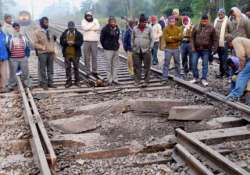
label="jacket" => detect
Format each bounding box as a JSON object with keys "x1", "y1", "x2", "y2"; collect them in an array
[
  {"x1": 151, "y1": 23, "x2": 163, "y2": 42},
  {"x1": 132, "y1": 25, "x2": 154, "y2": 53},
  {"x1": 0, "y1": 32, "x2": 9, "y2": 61},
  {"x1": 8, "y1": 34, "x2": 30, "y2": 58},
  {"x1": 60, "y1": 29, "x2": 83, "y2": 58},
  {"x1": 33, "y1": 28, "x2": 56, "y2": 55},
  {"x1": 100, "y1": 24, "x2": 120, "y2": 51},
  {"x1": 214, "y1": 16, "x2": 232, "y2": 47},
  {"x1": 232, "y1": 37, "x2": 250, "y2": 69},
  {"x1": 81, "y1": 18, "x2": 100, "y2": 42},
  {"x1": 163, "y1": 25, "x2": 182, "y2": 49},
  {"x1": 191, "y1": 24, "x2": 218, "y2": 52},
  {"x1": 123, "y1": 27, "x2": 133, "y2": 52}
]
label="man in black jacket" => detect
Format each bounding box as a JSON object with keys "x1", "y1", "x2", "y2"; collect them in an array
[
  {"x1": 100, "y1": 16, "x2": 120, "y2": 85},
  {"x1": 60, "y1": 21, "x2": 83, "y2": 88}
]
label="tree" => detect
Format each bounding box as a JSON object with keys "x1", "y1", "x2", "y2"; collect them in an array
[{"x1": 0, "y1": 0, "x2": 16, "y2": 20}]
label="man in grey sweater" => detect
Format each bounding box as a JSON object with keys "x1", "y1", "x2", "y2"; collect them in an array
[{"x1": 132, "y1": 14, "x2": 154, "y2": 87}]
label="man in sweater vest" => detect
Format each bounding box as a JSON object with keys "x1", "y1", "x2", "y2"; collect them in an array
[
  {"x1": 6, "y1": 23, "x2": 31, "y2": 91},
  {"x1": 162, "y1": 16, "x2": 182, "y2": 84}
]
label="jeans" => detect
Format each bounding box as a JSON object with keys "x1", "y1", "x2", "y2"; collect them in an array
[
  {"x1": 228, "y1": 60, "x2": 250, "y2": 98},
  {"x1": 151, "y1": 42, "x2": 159, "y2": 64},
  {"x1": 133, "y1": 51, "x2": 151, "y2": 83},
  {"x1": 65, "y1": 57, "x2": 80, "y2": 84},
  {"x1": 38, "y1": 53, "x2": 54, "y2": 86},
  {"x1": 83, "y1": 41, "x2": 98, "y2": 74},
  {"x1": 192, "y1": 50, "x2": 209, "y2": 80},
  {"x1": 8, "y1": 57, "x2": 31, "y2": 88},
  {"x1": 104, "y1": 50, "x2": 119, "y2": 83},
  {"x1": 218, "y1": 46, "x2": 229, "y2": 77},
  {"x1": 162, "y1": 48, "x2": 181, "y2": 80},
  {"x1": 181, "y1": 42, "x2": 192, "y2": 74}
]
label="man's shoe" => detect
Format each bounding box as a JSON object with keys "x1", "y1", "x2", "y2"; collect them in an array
[
  {"x1": 41, "y1": 85, "x2": 48, "y2": 90},
  {"x1": 65, "y1": 83, "x2": 72, "y2": 88},
  {"x1": 48, "y1": 84, "x2": 56, "y2": 88},
  {"x1": 161, "y1": 80, "x2": 168, "y2": 85},
  {"x1": 142, "y1": 82, "x2": 149, "y2": 88},
  {"x1": 190, "y1": 79, "x2": 198, "y2": 84},
  {"x1": 134, "y1": 81, "x2": 141, "y2": 87},
  {"x1": 225, "y1": 96, "x2": 240, "y2": 102},
  {"x1": 201, "y1": 79, "x2": 209, "y2": 86},
  {"x1": 75, "y1": 82, "x2": 81, "y2": 88}
]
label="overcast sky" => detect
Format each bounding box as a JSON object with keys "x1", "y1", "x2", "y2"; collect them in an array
[{"x1": 15, "y1": 0, "x2": 83, "y2": 18}]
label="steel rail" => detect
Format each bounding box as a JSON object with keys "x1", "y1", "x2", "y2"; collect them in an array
[
  {"x1": 175, "y1": 128, "x2": 250, "y2": 175},
  {"x1": 17, "y1": 76, "x2": 52, "y2": 175}
]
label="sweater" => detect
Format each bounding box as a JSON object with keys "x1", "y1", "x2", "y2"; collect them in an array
[
  {"x1": 132, "y1": 26, "x2": 154, "y2": 53},
  {"x1": 81, "y1": 18, "x2": 100, "y2": 42},
  {"x1": 163, "y1": 25, "x2": 182, "y2": 49}
]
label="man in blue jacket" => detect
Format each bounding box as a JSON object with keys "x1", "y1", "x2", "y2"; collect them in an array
[
  {"x1": 123, "y1": 20, "x2": 135, "y2": 76},
  {"x1": 0, "y1": 23, "x2": 9, "y2": 93}
]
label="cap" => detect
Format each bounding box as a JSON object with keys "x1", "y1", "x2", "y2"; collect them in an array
[
  {"x1": 139, "y1": 14, "x2": 147, "y2": 23},
  {"x1": 151, "y1": 16, "x2": 157, "y2": 22},
  {"x1": 85, "y1": 11, "x2": 93, "y2": 16},
  {"x1": 68, "y1": 21, "x2": 75, "y2": 28},
  {"x1": 201, "y1": 14, "x2": 209, "y2": 20},
  {"x1": 218, "y1": 8, "x2": 225, "y2": 14}
]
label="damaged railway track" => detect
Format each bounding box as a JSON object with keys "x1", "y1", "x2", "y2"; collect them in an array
[{"x1": 2, "y1": 24, "x2": 250, "y2": 174}]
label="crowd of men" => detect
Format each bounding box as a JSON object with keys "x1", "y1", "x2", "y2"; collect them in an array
[{"x1": 0, "y1": 7, "x2": 250, "y2": 103}]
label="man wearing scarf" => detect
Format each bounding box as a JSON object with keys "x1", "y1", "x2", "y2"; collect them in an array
[
  {"x1": 60, "y1": 21, "x2": 83, "y2": 88},
  {"x1": 132, "y1": 14, "x2": 153, "y2": 87},
  {"x1": 34, "y1": 17, "x2": 57, "y2": 90},
  {"x1": 81, "y1": 11, "x2": 100, "y2": 77},
  {"x1": 6, "y1": 23, "x2": 31, "y2": 92},
  {"x1": 229, "y1": 7, "x2": 250, "y2": 39},
  {"x1": 181, "y1": 16, "x2": 193, "y2": 77},
  {"x1": 214, "y1": 8, "x2": 232, "y2": 79}
]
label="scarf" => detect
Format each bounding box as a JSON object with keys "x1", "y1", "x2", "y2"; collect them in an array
[{"x1": 214, "y1": 16, "x2": 228, "y2": 47}]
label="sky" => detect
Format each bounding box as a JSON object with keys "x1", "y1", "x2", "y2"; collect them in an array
[{"x1": 15, "y1": 0, "x2": 83, "y2": 18}]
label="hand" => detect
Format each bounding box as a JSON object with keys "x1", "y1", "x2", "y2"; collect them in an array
[
  {"x1": 67, "y1": 41, "x2": 74, "y2": 46},
  {"x1": 192, "y1": 48, "x2": 196, "y2": 52},
  {"x1": 41, "y1": 46, "x2": 46, "y2": 51}
]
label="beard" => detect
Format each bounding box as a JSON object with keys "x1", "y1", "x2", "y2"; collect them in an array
[
  {"x1": 41, "y1": 23, "x2": 48, "y2": 29},
  {"x1": 85, "y1": 16, "x2": 93, "y2": 22}
]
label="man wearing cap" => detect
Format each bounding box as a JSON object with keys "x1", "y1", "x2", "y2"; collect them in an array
[
  {"x1": 132, "y1": 14, "x2": 153, "y2": 87},
  {"x1": 151, "y1": 16, "x2": 162, "y2": 65},
  {"x1": 81, "y1": 11, "x2": 100, "y2": 77},
  {"x1": 190, "y1": 15, "x2": 218, "y2": 86},
  {"x1": 172, "y1": 9, "x2": 183, "y2": 27},
  {"x1": 34, "y1": 17, "x2": 57, "y2": 90},
  {"x1": 100, "y1": 17, "x2": 120, "y2": 85},
  {"x1": 214, "y1": 8, "x2": 232, "y2": 79},
  {"x1": 60, "y1": 21, "x2": 83, "y2": 88},
  {"x1": 162, "y1": 15, "x2": 182, "y2": 84}
]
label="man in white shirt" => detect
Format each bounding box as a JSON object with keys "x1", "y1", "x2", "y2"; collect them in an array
[
  {"x1": 150, "y1": 16, "x2": 162, "y2": 65},
  {"x1": 81, "y1": 11, "x2": 100, "y2": 76}
]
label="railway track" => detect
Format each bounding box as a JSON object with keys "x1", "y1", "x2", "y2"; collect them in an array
[{"x1": 2, "y1": 24, "x2": 250, "y2": 174}]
